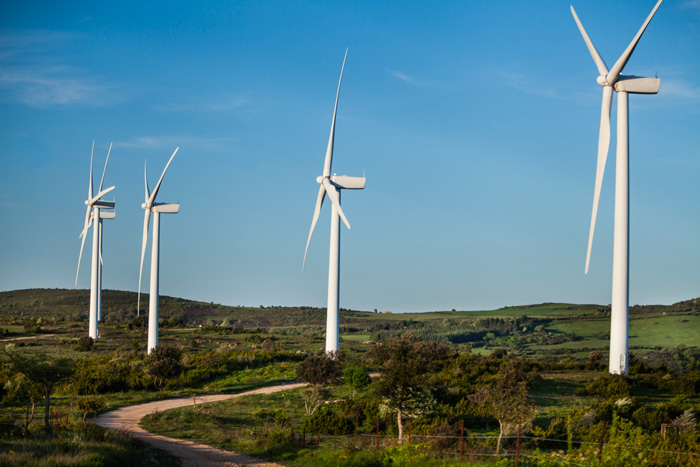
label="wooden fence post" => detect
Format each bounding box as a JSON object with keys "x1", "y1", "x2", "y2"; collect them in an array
[
  {"x1": 318, "y1": 427, "x2": 321, "y2": 450},
  {"x1": 408, "y1": 420, "x2": 411, "y2": 445},
  {"x1": 354, "y1": 421, "x2": 358, "y2": 448},
  {"x1": 376, "y1": 419, "x2": 380, "y2": 449},
  {"x1": 303, "y1": 427, "x2": 306, "y2": 448},
  {"x1": 460, "y1": 419, "x2": 464, "y2": 461},
  {"x1": 598, "y1": 420, "x2": 606, "y2": 463},
  {"x1": 516, "y1": 417, "x2": 521, "y2": 467},
  {"x1": 334, "y1": 426, "x2": 338, "y2": 450}
]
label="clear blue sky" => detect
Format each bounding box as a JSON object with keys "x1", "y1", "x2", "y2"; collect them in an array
[{"x1": 1, "y1": 0, "x2": 698, "y2": 313}]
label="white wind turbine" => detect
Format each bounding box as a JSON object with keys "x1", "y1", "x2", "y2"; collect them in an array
[
  {"x1": 572, "y1": 0, "x2": 662, "y2": 375},
  {"x1": 138, "y1": 148, "x2": 180, "y2": 354},
  {"x1": 76, "y1": 141, "x2": 115, "y2": 339},
  {"x1": 303, "y1": 50, "x2": 366, "y2": 353}
]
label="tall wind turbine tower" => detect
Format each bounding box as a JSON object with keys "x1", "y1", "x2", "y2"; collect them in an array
[
  {"x1": 571, "y1": 1, "x2": 662, "y2": 375},
  {"x1": 97, "y1": 208, "x2": 116, "y2": 322},
  {"x1": 138, "y1": 148, "x2": 180, "y2": 354},
  {"x1": 303, "y1": 50, "x2": 366, "y2": 353},
  {"x1": 76, "y1": 141, "x2": 115, "y2": 339}
]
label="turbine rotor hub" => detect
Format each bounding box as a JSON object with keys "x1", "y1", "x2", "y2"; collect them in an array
[
  {"x1": 316, "y1": 175, "x2": 325, "y2": 184},
  {"x1": 597, "y1": 75, "x2": 610, "y2": 87}
]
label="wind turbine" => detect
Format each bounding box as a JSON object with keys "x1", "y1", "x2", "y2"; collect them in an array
[
  {"x1": 76, "y1": 141, "x2": 115, "y2": 339},
  {"x1": 138, "y1": 148, "x2": 180, "y2": 354},
  {"x1": 571, "y1": 0, "x2": 662, "y2": 375},
  {"x1": 302, "y1": 49, "x2": 366, "y2": 354}
]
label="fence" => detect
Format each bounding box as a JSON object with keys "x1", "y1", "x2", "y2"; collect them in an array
[{"x1": 206, "y1": 415, "x2": 700, "y2": 465}]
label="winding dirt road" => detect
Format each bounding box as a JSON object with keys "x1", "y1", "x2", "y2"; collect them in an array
[{"x1": 95, "y1": 382, "x2": 307, "y2": 467}]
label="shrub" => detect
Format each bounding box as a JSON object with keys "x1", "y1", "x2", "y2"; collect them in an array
[
  {"x1": 147, "y1": 346, "x2": 182, "y2": 388},
  {"x1": 75, "y1": 336, "x2": 94, "y2": 352},
  {"x1": 296, "y1": 352, "x2": 342, "y2": 386},
  {"x1": 303, "y1": 405, "x2": 353, "y2": 435}
]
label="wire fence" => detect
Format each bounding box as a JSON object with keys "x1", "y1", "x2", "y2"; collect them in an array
[{"x1": 205, "y1": 415, "x2": 700, "y2": 465}]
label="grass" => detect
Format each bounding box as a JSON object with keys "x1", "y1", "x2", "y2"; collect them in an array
[
  {"x1": 0, "y1": 425, "x2": 179, "y2": 467},
  {"x1": 2, "y1": 289, "x2": 699, "y2": 465}
]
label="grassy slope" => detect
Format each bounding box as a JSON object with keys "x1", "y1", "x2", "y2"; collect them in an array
[{"x1": 2, "y1": 290, "x2": 699, "y2": 358}]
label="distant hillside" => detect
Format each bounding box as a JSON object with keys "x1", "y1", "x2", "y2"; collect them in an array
[
  {"x1": 0, "y1": 288, "x2": 369, "y2": 328},
  {"x1": 1, "y1": 288, "x2": 697, "y2": 327},
  {"x1": 2, "y1": 289, "x2": 698, "y2": 358}
]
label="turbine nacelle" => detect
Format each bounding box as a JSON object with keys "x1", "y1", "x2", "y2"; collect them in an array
[
  {"x1": 614, "y1": 76, "x2": 660, "y2": 94},
  {"x1": 316, "y1": 175, "x2": 366, "y2": 190},
  {"x1": 93, "y1": 200, "x2": 115, "y2": 209}
]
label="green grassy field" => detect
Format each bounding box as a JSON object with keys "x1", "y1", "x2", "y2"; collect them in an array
[{"x1": 1, "y1": 289, "x2": 699, "y2": 466}]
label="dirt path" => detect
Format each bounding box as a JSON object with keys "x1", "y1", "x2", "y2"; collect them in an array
[
  {"x1": 1, "y1": 334, "x2": 56, "y2": 342},
  {"x1": 95, "y1": 382, "x2": 307, "y2": 467}
]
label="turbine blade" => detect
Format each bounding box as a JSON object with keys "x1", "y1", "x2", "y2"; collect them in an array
[
  {"x1": 144, "y1": 159, "x2": 150, "y2": 202},
  {"x1": 76, "y1": 206, "x2": 93, "y2": 285},
  {"x1": 88, "y1": 140, "x2": 94, "y2": 200},
  {"x1": 99, "y1": 142, "x2": 112, "y2": 192},
  {"x1": 323, "y1": 49, "x2": 348, "y2": 178},
  {"x1": 91, "y1": 185, "x2": 115, "y2": 203},
  {"x1": 302, "y1": 184, "x2": 326, "y2": 271},
  {"x1": 138, "y1": 209, "x2": 151, "y2": 314},
  {"x1": 606, "y1": 0, "x2": 663, "y2": 85},
  {"x1": 323, "y1": 178, "x2": 350, "y2": 229},
  {"x1": 149, "y1": 147, "x2": 178, "y2": 206},
  {"x1": 570, "y1": 5, "x2": 609, "y2": 77},
  {"x1": 585, "y1": 86, "x2": 613, "y2": 274}
]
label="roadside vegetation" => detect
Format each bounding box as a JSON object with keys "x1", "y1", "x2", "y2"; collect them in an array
[{"x1": 1, "y1": 289, "x2": 699, "y2": 465}]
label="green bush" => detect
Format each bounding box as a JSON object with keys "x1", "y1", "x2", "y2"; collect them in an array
[{"x1": 303, "y1": 405, "x2": 353, "y2": 435}]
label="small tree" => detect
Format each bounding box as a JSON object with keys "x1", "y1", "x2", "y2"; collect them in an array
[
  {"x1": 75, "y1": 336, "x2": 94, "y2": 352},
  {"x1": 469, "y1": 358, "x2": 536, "y2": 453},
  {"x1": 77, "y1": 395, "x2": 106, "y2": 426},
  {"x1": 367, "y1": 333, "x2": 449, "y2": 443},
  {"x1": 296, "y1": 351, "x2": 342, "y2": 386},
  {"x1": 4, "y1": 352, "x2": 74, "y2": 433},
  {"x1": 344, "y1": 366, "x2": 371, "y2": 400},
  {"x1": 300, "y1": 385, "x2": 332, "y2": 416},
  {"x1": 2, "y1": 372, "x2": 43, "y2": 434},
  {"x1": 147, "y1": 346, "x2": 182, "y2": 388}
]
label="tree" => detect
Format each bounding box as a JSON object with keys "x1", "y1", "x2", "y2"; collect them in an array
[
  {"x1": 469, "y1": 358, "x2": 536, "y2": 453},
  {"x1": 77, "y1": 395, "x2": 106, "y2": 426},
  {"x1": 4, "y1": 352, "x2": 74, "y2": 433},
  {"x1": 300, "y1": 385, "x2": 332, "y2": 416},
  {"x1": 147, "y1": 346, "x2": 182, "y2": 388},
  {"x1": 2, "y1": 372, "x2": 43, "y2": 434},
  {"x1": 75, "y1": 336, "x2": 94, "y2": 352},
  {"x1": 296, "y1": 351, "x2": 342, "y2": 386},
  {"x1": 367, "y1": 333, "x2": 449, "y2": 443},
  {"x1": 344, "y1": 366, "x2": 371, "y2": 400}
]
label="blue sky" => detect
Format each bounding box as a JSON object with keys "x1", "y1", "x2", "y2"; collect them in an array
[{"x1": 1, "y1": 0, "x2": 698, "y2": 313}]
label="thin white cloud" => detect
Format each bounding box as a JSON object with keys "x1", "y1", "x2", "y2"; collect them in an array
[
  {"x1": 388, "y1": 69, "x2": 431, "y2": 87},
  {"x1": 0, "y1": 29, "x2": 117, "y2": 107},
  {"x1": 681, "y1": 0, "x2": 700, "y2": 11},
  {"x1": 660, "y1": 79, "x2": 700, "y2": 99},
  {"x1": 497, "y1": 71, "x2": 561, "y2": 99},
  {"x1": 154, "y1": 95, "x2": 250, "y2": 113},
  {"x1": 116, "y1": 135, "x2": 236, "y2": 151}
]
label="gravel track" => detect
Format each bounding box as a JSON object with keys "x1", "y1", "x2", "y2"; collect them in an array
[{"x1": 95, "y1": 382, "x2": 307, "y2": 467}]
